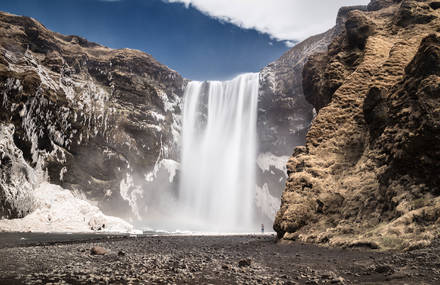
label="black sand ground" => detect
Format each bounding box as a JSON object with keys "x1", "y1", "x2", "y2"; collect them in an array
[{"x1": 0, "y1": 233, "x2": 439, "y2": 284}]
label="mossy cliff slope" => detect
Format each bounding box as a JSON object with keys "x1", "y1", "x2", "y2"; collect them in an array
[{"x1": 274, "y1": 0, "x2": 440, "y2": 250}]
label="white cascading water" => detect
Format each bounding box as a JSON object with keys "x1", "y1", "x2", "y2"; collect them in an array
[{"x1": 179, "y1": 73, "x2": 259, "y2": 232}]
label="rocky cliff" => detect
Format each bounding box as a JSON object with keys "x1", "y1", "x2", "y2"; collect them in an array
[
  {"x1": 274, "y1": 0, "x2": 440, "y2": 250},
  {"x1": 256, "y1": 5, "x2": 368, "y2": 222},
  {"x1": 0, "y1": 11, "x2": 183, "y2": 222},
  {"x1": 0, "y1": 9, "x2": 340, "y2": 228}
]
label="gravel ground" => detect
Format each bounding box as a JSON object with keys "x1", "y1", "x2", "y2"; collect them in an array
[{"x1": 0, "y1": 234, "x2": 440, "y2": 284}]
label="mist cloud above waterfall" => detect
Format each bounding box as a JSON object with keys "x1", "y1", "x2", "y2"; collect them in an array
[{"x1": 165, "y1": 0, "x2": 370, "y2": 42}]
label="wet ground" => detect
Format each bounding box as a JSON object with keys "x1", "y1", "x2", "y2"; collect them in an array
[{"x1": 0, "y1": 233, "x2": 439, "y2": 284}]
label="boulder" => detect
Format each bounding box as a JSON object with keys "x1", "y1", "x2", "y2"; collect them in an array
[{"x1": 90, "y1": 246, "x2": 108, "y2": 255}]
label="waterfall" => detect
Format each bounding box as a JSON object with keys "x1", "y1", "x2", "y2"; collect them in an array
[{"x1": 179, "y1": 73, "x2": 259, "y2": 232}]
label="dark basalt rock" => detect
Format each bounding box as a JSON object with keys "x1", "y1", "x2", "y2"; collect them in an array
[
  {"x1": 368, "y1": 0, "x2": 402, "y2": 11},
  {"x1": 405, "y1": 33, "x2": 440, "y2": 76},
  {"x1": 238, "y1": 258, "x2": 251, "y2": 267},
  {"x1": 0, "y1": 11, "x2": 184, "y2": 220},
  {"x1": 345, "y1": 11, "x2": 377, "y2": 49},
  {"x1": 302, "y1": 51, "x2": 332, "y2": 111},
  {"x1": 302, "y1": 39, "x2": 363, "y2": 112},
  {"x1": 431, "y1": 2, "x2": 440, "y2": 10},
  {"x1": 395, "y1": 0, "x2": 437, "y2": 27},
  {"x1": 363, "y1": 86, "x2": 389, "y2": 142},
  {"x1": 379, "y1": 33, "x2": 440, "y2": 193}
]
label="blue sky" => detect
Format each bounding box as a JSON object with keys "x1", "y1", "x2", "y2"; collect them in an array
[{"x1": 0, "y1": 0, "x2": 368, "y2": 80}]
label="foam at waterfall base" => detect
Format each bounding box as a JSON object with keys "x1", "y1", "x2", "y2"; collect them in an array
[
  {"x1": 140, "y1": 225, "x2": 276, "y2": 236},
  {"x1": 139, "y1": 210, "x2": 262, "y2": 234},
  {"x1": 0, "y1": 182, "x2": 137, "y2": 233}
]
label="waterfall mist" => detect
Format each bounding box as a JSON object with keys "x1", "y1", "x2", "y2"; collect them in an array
[{"x1": 178, "y1": 73, "x2": 259, "y2": 232}]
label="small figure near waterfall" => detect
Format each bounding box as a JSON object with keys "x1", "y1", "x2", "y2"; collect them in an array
[{"x1": 261, "y1": 224, "x2": 264, "y2": 233}]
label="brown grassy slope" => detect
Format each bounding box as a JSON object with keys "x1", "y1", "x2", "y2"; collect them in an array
[{"x1": 274, "y1": 0, "x2": 440, "y2": 250}]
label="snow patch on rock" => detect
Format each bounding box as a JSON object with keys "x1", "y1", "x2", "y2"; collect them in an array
[
  {"x1": 259, "y1": 66, "x2": 277, "y2": 94},
  {"x1": 144, "y1": 158, "x2": 180, "y2": 184},
  {"x1": 159, "y1": 159, "x2": 179, "y2": 183},
  {"x1": 257, "y1": 152, "x2": 289, "y2": 177},
  {"x1": 0, "y1": 182, "x2": 133, "y2": 233},
  {"x1": 255, "y1": 183, "x2": 281, "y2": 221},
  {"x1": 0, "y1": 124, "x2": 37, "y2": 218},
  {"x1": 0, "y1": 124, "x2": 134, "y2": 233},
  {"x1": 119, "y1": 173, "x2": 143, "y2": 220}
]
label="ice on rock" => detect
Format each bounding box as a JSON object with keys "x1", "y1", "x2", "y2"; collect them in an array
[
  {"x1": 0, "y1": 194, "x2": 135, "y2": 233},
  {"x1": 0, "y1": 124, "x2": 134, "y2": 233},
  {"x1": 120, "y1": 158, "x2": 179, "y2": 220},
  {"x1": 160, "y1": 159, "x2": 179, "y2": 183},
  {"x1": 145, "y1": 158, "x2": 179, "y2": 184},
  {"x1": 171, "y1": 114, "x2": 182, "y2": 145},
  {"x1": 0, "y1": 124, "x2": 36, "y2": 219},
  {"x1": 255, "y1": 183, "x2": 281, "y2": 221},
  {"x1": 257, "y1": 152, "x2": 289, "y2": 176},
  {"x1": 158, "y1": 90, "x2": 179, "y2": 113},
  {"x1": 0, "y1": 182, "x2": 133, "y2": 233},
  {"x1": 120, "y1": 173, "x2": 143, "y2": 220},
  {"x1": 149, "y1": 111, "x2": 165, "y2": 122}
]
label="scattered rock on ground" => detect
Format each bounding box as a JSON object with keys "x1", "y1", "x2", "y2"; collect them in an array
[{"x1": 90, "y1": 246, "x2": 108, "y2": 255}]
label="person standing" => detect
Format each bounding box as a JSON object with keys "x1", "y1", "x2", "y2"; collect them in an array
[{"x1": 261, "y1": 224, "x2": 264, "y2": 233}]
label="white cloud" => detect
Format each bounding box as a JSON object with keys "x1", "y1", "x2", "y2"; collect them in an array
[
  {"x1": 165, "y1": 0, "x2": 370, "y2": 42},
  {"x1": 285, "y1": 41, "x2": 296, "y2": 48}
]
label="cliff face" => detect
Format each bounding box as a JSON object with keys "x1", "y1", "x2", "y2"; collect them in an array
[
  {"x1": 256, "y1": 5, "x2": 367, "y2": 222},
  {"x1": 274, "y1": 0, "x2": 440, "y2": 250},
  {"x1": 256, "y1": 33, "x2": 330, "y2": 222},
  {"x1": 0, "y1": 12, "x2": 183, "y2": 221}
]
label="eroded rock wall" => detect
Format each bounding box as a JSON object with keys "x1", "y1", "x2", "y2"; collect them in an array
[
  {"x1": 274, "y1": 0, "x2": 440, "y2": 250},
  {"x1": 0, "y1": 12, "x2": 184, "y2": 221},
  {"x1": 256, "y1": 5, "x2": 367, "y2": 222}
]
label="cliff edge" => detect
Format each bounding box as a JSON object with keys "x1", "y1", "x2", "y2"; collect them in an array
[{"x1": 274, "y1": 0, "x2": 440, "y2": 250}]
